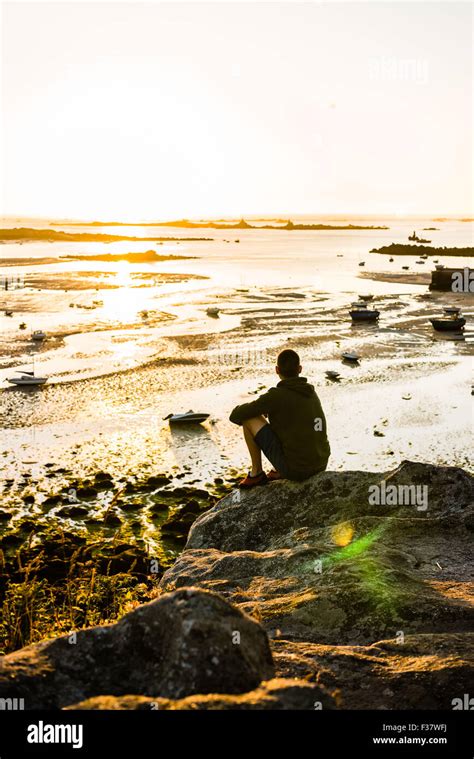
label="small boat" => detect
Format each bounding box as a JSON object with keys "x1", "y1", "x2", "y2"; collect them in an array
[
  {"x1": 5, "y1": 310, "x2": 13, "y2": 317},
  {"x1": 389, "y1": 257, "x2": 394, "y2": 262},
  {"x1": 430, "y1": 317, "x2": 466, "y2": 332},
  {"x1": 336, "y1": 254, "x2": 344, "y2": 257},
  {"x1": 19, "y1": 322, "x2": 27, "y2": 330},
  {"x1": 358, "y1": 261, "x2": 365, "y2": 267},
  {"x1": 139, "y1": 310, "x2": 149, "y2": 318},
  {"x1": 206, "y1": 307, "x2": 220, "y2": 316},
  {"x1": 7, "y1": 370, "x2": 48, "y2": 386},
  {"x1": 164, "y1": 410, "x2": 210, "y2": 424},
  {"x1": 416, "y1": 260, "x2": 425, "y2": 264},
  {"x1": 350, "y1": 309, "x2": 380, "y2": 322},
  {"x1": 435, "y1": 264, "x2": 445, "y2": 270},
  {"x1": 433, "y1": 259, "x2": 439, "y2": 263},
  {"x1": 31, "y1": 330, "x2": 46, "y2": 341},
  {"x1": 325, "y1": 370, "x2": 340, "y2": 380},
  {"x1": 418, "y1": 238, "x2": 431, "y2": 244},
  {"x1": 351, "y1": 301, "x2": 367, "y2": 308},
  {"x1": 443, "y1": 306, "x2": 461, "y2": 316},
  {"x1": 359, "y1": 294, "x2": 374, "y2": 302},
  {"x1": 402, "y1": 265, "x2": 409, "y2": 270},
  {"x1": 341, "y1": 351, "x2": 360, "y2": 362}
]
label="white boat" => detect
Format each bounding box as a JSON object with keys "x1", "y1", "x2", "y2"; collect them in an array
[
  {"x1": 31, "y1": 330, "x2": 46, "y2": 341},
  {"x1": 341, "y1": 351, "x2": 360, "y2": 362},
  {"x1": 7, "y1": 371, "x2": 48, "y2": 386},
  {"x1": 164, "y1": 410, "x2": 210, "y2": 424},
  {"x1": 206, "y1": 307, "x2": 220, "y2": 316}
]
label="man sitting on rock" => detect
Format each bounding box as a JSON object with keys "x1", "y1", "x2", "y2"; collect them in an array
[{"x1": 229, "y1": 349, "x2": 330, "y2": 488}]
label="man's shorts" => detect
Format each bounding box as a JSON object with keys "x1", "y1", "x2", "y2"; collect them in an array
[{"x1": 254, "y1": 423, "x2": 290, "y2": 477}]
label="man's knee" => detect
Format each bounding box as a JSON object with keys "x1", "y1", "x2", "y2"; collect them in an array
[{"x1": 243, "y1": 416, "x2": 267, "y2": 437}]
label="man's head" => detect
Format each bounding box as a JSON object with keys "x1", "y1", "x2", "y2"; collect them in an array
[{"x1": 276, "y1": 349, "x2": 302, "y2": 379}]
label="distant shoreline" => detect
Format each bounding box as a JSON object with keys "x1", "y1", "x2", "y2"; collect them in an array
[
  {"x1": 58, "y1": 218, "x2": 389, "y2": 231},
  {"x1": 0, "y1": 228, "x2": 212, "y2": 243}
]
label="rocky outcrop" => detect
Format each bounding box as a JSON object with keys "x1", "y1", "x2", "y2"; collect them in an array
[
  {"x1": 159, "y1": 461, "x2": 474, "y2": 708},
  {"x1": 1, "y1": 461, "x2": 472, "y2": 709},
  {"x1": 0, "y1": 588, "x2": 278, "y2": 709}
]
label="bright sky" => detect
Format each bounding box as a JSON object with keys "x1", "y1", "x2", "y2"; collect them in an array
[{"x1": 1, "y1": 1, "x2": 472, "y2": 219}]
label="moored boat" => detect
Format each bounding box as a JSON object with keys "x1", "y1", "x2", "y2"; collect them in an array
[
  {"x1": 350, "y1": 309, "x2": 380, "y2": 322},
  {"x1": 164, "y1": 410, "x2": 210, "y2": 424},
  {"x1": 430, "y1": 317, "x2": 466, "y2": 332},
  {"x1": 31, "y1": 330, "x2": 46, "y2": 341},
  {"x1": 341, "y1": 351, "x2": 360, "y2": 362},
  {"x1": 7, "y1": 371, "x2": 48, "y2": 386}
]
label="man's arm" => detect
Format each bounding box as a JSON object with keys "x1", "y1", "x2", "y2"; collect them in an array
[{"x1": 229, "y1": 389, "x2": 275, "y2": 425}]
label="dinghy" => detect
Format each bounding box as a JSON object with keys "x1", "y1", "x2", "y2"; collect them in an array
[
  {"x1": 430, "y1": 317, "x2": 466, "y2": 332},
  {"x1": 206, "y1": 307, "x2": 220, "y2": 316},
  {"x1": 350, "y1": 308, "x2": 380, "y2": 322},
  {"x1": 325, "y1": 370, "x2": 341, "y2": 380},
  {"x1": 164, "y1": 410, "x2": 210, "y2": 424},
  {"x1": 341, "y1": 351, "x2": 360, "y2": 362}
]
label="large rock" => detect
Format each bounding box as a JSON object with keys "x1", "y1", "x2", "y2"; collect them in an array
[
  {"x1": 160, "y1": 461, "x2": 474, "y2": 708},
  {"x1": 0, "y1": 588, "x2": 275, "y2": 709}
]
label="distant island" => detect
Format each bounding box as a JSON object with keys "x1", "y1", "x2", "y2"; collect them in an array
[
  {"x1": 0, "y1": 228, "x2": 212, "y2": 243},
  {"x1": 371, "y1": 242, "x2": 474, "y2": 257},
  {"x1": 63, "y1": 250, "x2": 193, "y2": 263},
  {"x1": 61, "y1": 218, "x2": 389, "y2": 231},
  {"x1": 432, "y1": 217, "x2": 473, "y2": 222}
]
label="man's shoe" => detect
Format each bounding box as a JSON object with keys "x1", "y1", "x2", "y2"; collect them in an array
[
  {"x1": 267, "y1": 470, "x2": 283, "y2": 481},
  {"x1": 239, "y1": 471, "x2": 268, "y2": 489}
]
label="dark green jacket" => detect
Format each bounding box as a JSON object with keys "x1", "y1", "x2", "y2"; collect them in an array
[{"x1": 229, "y1": 376, "x2": 330, "y2": 479}]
